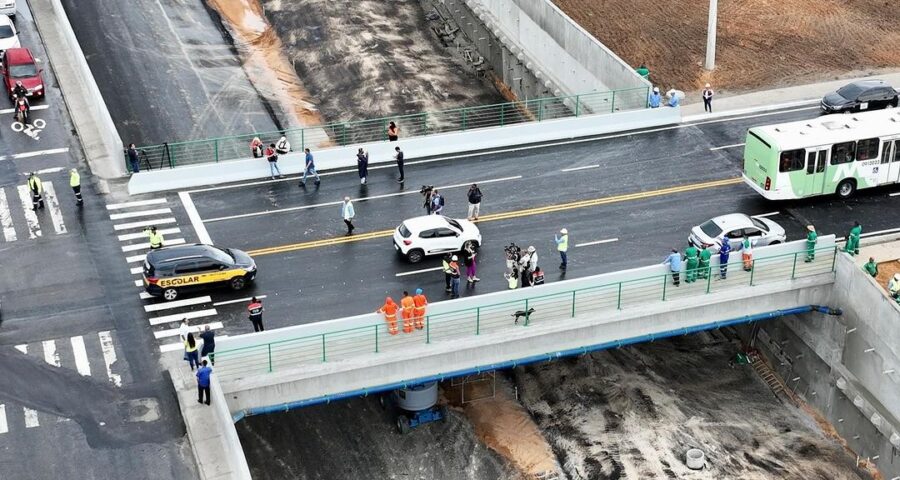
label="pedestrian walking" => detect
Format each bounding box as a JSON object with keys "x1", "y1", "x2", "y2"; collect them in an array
[
  {"x1": 531, "y1": 266, "x2": 545, "y2": 286},
  {"x1": 844, "y1": 221, "x2": 861, "y2": 256},
  {"x1": 126, "y1": 143, "x2": 141, "y2": 173},
  {"x1": 467, "y1": 184, "x2": 482, "y2": 220},
  {"x1": 400, "y1": 291, "x2": 415, "y2": 333},
  {"x1": 27, "y1": 173, "x2": 44, "y2": 210},
  {"x1": 356, "y1": 148, "x2": 369, "y2": 184},
  {"x1": 422, "y1": 185, "x2": 434, "y2": 215},
  {"x1": 250, "y1": 137, "x2": 264, "y2": 158},
  {"x1": 698, "y1": 246, "x2": 712, "y2": 279},
  {"x1": 145, "y1": 226, "x2": 164, "y2": 249},
  {"x1": 394, "y1": 146, "x2": 405, "y2": 183},
  {"x1": 464, "y1": 242, "x2": 479, "y2": 284},
  {"x1": 648, "y1": 87, "x2": 661, "y2": 108},
  {"x1": 69, "y1": 168, "x2": 83, "y2": 206},
  {"x1": 342, "y1": 197, "x2": 355, "y2": 235},
  {"x1": 248, "y1": 297, "x2": 264, "y2": 332},
  {"x1": 377, "y1": 297, "x2": 399, "y2": 335},
  {"x1": 184, "y1": 332, "x2": 200, "y2": 371},
  {"x1": 387, "y1": 121, "x2": 399, "y2": 141},
  {"x1": 265, "y1": 143, "x2": 283, "y2": 179},
  {"x1": 275, "y1": 135, "x2": 291, "y2": 155},
  {"x1": 739, "y1": 235, "x2": 753, "y2": 271},
  {"x1": 555, "y1": 228, "x2": 568, "y2": 270},
  {"x1": 178, "y1": 318, "x2": 192, "y2": 343},
  {"x1": 805, "y1": 225, "x2": 818, "y2": 262},
  {"x1": 412, "y1": 288, "x2": 427, "y2": 330},
  {"x1": 702, "y1": 83, "x2": 714, "y2": 113},
  {"x1": 299, "y1": 148, "x2": 321, "y2": 187},
  {"x1": 719, "y1": 236, "x2": 732, "y2": 279},
  {"x1": 199, "y1": 325, "x2": 216, "y2": 365},
  {"x1": 863, "y1": 257, "x2": 878, "y2": 278},
  {"x1": 431, "y1": 189, "x2": 444, "y2": 215},
  {"x1": 442, "y1": 253, "x2": 453, "y2": 292},
  {"x1": 684, "y1": 244, "x2": 700, "y2": 283},
  {"x1": 664, "y1": 248, "x2": 682, "y2": 286},
  {"x1": 449, "y1": 255, "x2": 461, "y2": 298},
  {"x1": 196, "y1": 360, "x2": 212, "y2": 406}
]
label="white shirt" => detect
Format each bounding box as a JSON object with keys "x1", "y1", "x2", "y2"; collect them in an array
[
  {"x1": 529, "y1": 251, "x2": 539, "y2": 271},
  {"x1": 179, "y1": 323, "x2": 191, "y2": 342},
  {"x1": 276, "y1": 138, "x2": 290, "y2": 152}
]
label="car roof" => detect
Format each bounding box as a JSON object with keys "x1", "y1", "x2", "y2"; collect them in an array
[
  {"x1": 3, "y1": 48, "x2": 35, "y2": 64},
  {"x1": 847, "y1": 79, "x2": 889, "y2": 89},
  {"x1": 401, "y1": 215, "x2": 456, "y2": 231},
  {"x1": 0, "y1": 15, "x2": 12, "y2": 27},
  {"x1": 146, "y1": 244, "x2": 223, "y2": 264},
  {"x1": 710, "y1": 213, "x2": 752, "y2": 229}
]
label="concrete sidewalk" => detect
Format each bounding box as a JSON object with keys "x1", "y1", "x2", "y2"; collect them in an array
[{"x1": 680, "y1": 70, "x2": 900, "y2": 117}]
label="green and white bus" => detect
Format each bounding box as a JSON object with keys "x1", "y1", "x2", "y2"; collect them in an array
[{"x1": 742, "y1": 109, "x2": 900, "y2": 200}]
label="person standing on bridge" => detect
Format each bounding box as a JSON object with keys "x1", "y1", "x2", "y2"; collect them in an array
[
  {"x1": 184, "y1": 332, "x2": 200, "y2": 371},
  {"x1": 356, "y1": 148, "x2": 369, "y2": 185},
  {"x1": 69, "y1": 168, "x2": 83, "y2": 206},
  {"x1": 844, "y1": 221, "x2": 861, "y2": 256},
  {"x1": 275, "y1": 136, "x2": 291, "y2": 155},
  {"x1": 265, "y1": 143, "x2": 283, "y2": 179},
  {"x1": 442, "y1": 253, "x2": 453, "y2": 292},
  {"x1": 684, "y1": 244, "x2": 700, "y2": 283},
  {"x1": 702, "y1": 83, "x2": 714, "y2": 113},
  {"x1": 449, "y1": 255, "x2": 461, "y2": 298},
  {"x1": 394, "y1": 146, "x2": 405, "y2": 183},
  {"x1": 863, "y1": 257, "x2": 878, "y2": 278},
  {"x1": 196, "y1": 360, "x2": 212, "y2": 406},
  {"x1": 400, "y1": 291, "x2": 415, "y2": 333},
  {"x1": 250, "y1": 137, "x2": 264, "y2": 158},
  {"x1": 805, "y1": 225, "x2": 818, "y2": 262},
  {"x1": 248, "y1": 297, "x2": 264, "y2": 332},
  {"x1": 467, "y1": 184, "x2": 482, "y2": 221},
  {"x1": 664, "y1": 248, "x2": 682, "y2": 286},
  {"x1": 387, "y1": 121, "x2": 400, "y2": 141},
  {"x1": 299, "y1": 148, "x2": 321, "y2": 187},
  {"x1": 431, "y1": 189, "x2": 444, "y2": 215},
  {"x1": 199, "y1": 325, "x2": 216, "y2": 365},
  {"x1": 413, "y1": 288, "x2": 428, "y2": 330},
  {"x1": 739, "y1": 234, "x2": 753, "y2": 271},
  {"x1": 377, "y1": 297, "x2": 399, "y2": 335},
  {"x1": 342, "y1": 197, "x2": 355, "y2": 235},
  {"x1": 555, "y1": 228, "x2": 568, "y2": 270},
  {"x1": 27, "y1": 173, "x2": 44, "y2": 210},
  {"x1": 698, "y1": 245, "x2": 712, "y2": 280},
  {"x1": 126, "y1": 143, "x2": 141, "y2": 173},
  {"x1": 648, "y1": 87, "x2": 662, "y2": 108},
  {"x1": 719, "y1": 235, "x2": 732, "y2": 279}
]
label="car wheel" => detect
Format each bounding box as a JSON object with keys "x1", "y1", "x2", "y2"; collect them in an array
[
  {"x1": 462, "y1": 240, "x2": 479, "y2": 251},
  {"x1": 769, "y1": 241, "x2": 781, "y2": 246},
  {"x1": 397, "y1": 415, "x2": 411, "y2": 435},
  {"x1": 229, "y1": 276, "x2": 247, "y2": 291},
  {"x1": 890, "y1": 98, "x2": 899, "y2": 108},
  {"x1": 836, "y1": 179, "x2": 856, "y2": 199},
  {"x1": 163, "y1": 288, "x2": 178, "y2": 301},
  {"x1": 407, "y1": 249, "x2": 424, "y2": 263}
]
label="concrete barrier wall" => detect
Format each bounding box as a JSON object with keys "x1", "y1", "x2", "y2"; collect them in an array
[
  {"x1": 128, "y1": 106, "x2": 679, "y2": 194},
  {"x1": 29, "y1": 0, "x2": 126, "y2": 179},
  {"x1": 208, "y1": 378, "x2": 252, "y2": 479}
]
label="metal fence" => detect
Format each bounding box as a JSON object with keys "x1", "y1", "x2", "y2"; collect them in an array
[
  {"x1": 210, "y1": 246, "x2": 837, "y2": 380},
  {"x1": 130, "y1": 87, "x2": 650, "y2": 170}
]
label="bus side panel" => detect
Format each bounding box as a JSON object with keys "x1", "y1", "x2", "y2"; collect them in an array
[{"x1": 743, "y1": 130, "x2": 797, "y2": 199}]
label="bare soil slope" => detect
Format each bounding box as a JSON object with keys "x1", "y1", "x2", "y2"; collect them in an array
[{"x1": 554, "y1": 0, "x2": 900, "y2": 95}]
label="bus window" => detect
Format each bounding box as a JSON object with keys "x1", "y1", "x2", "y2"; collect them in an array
[
  {"x1": 806, "y1": 152, "x2": 816, "y2": 174},
  {"x1": 816, "y1": 151, "x2": 826, "y2": 172},
  {"x1": 831, "y1": 141, "x2": 856, "y2": 165},
  {"x1": 856, "y1": 138, "x2": 880, "y2": 161},
  {"x1": 882, "y1": 141, "x2": 893, "y2": 164},
  {"x1": 779, "y1": 149, "x2": 805, "y2": 172}
]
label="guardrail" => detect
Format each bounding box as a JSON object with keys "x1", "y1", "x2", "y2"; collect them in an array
[
  {"x1": 131, "y1": 87, "x2": 650, "y2": 170},
  {"x1": 210, "y1": 246, "x2": 837, "y2": 379}
]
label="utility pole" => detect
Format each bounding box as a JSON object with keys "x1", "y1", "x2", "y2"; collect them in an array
[{"x1": 705, "y1": 0, "x2": 718, "y2": 70}]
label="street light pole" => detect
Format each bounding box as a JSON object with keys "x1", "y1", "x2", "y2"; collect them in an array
[{"x1": 705, "y1": 0, "x2": 718, "y2": 70}]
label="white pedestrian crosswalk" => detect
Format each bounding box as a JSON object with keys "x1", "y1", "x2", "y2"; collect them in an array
[
  {"x1": 0, "y1": 181, "x2": 74, "y2": 243},
  {"x1": 1, "y1": 331, "x2": 126, "y2": 435}
]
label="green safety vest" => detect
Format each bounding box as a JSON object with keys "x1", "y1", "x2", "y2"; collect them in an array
[
  {"x1": 557, "y1": 234, "x2": 568, "y2": 252},
  {"x1": 28, "y1": 176, "x2": 42, "y2": 194},
  {"x1": 70, "y1": 171, "x2": 80, "y2": 187},
  {"x1": 848, "y1": 225, "x2": 861, "y2": 239},
  {"x1": 685, "y1": 246, "x2": 699, "y2": 260},
  {"x1": 699, "y1": 248, "x2": 712, "y2": 263},
  {"x1": 149, "y1": 232, "x2": 164, "y2": 248}
]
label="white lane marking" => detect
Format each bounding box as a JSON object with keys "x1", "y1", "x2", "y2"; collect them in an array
[
  {"x1": 106, "y1": 198, "x2": 168, "y2": 210},
  {"x1": 0, "y1": 404, "x2": 7, "y2": 434},
  {"x1": 24, "y1": 408, "x2": 39, "y2": 428},
  {"x1": 121, "y1": 237, "x2": 186, "y2": 252},
  {"x1": 575, "y1": 238, "x2": 619, "y2": 247},
  {"x1": 134, "y1": 279, "x2": 143, "y2": 287},
  {"x1": 154, "y1": 321, "x2": 223, "y2": 339},
  {"x1": 159, "y1": 335, "x2": 229, "y2": 353},
  {"x1": 861, "y1": 227, "x2": 900, "y2": 238},
  {"x1": 98, "y1": 331, "x2": 122, "y2": 387},
  {"x1": 179, "y1": 191, "x2": 212, "y2": 244},
  {"x1": 70, "y1": 336, "x2": 91, "y2": 376},
  {"x1": 888, "y1": 192, "x2": 900, "y2": 197},
  {"x1": 109, "y1": 208, "x2": 172, "y2": 220},
  {"x1": 203, "y1": 175, "x2": 523, "y2": 223},
  {"x1": 16, "y1": 185, "x2": 42, "y2": 239},
  {"x1": 0, "y1": 146, "x2": 69, "y2": 161},
  {"x1": 560, "y1": 164, "x2": 600, "y2": 172},
  {"x1": 113, "y1": 217, "x2": 177, "y2": 231},
  {"x1": 118, "y1": 227, "x2": 180, "y2": 242},
  {"x1": 130, "y1": 266, "x2": 143, "y2": 275},
  {"x1": 189, "y1": 107, "x2": 819, "y2": 195},
  {"x1": 127, "y1": 254, "x2": 147, "y2": 263},
  {"x1": 42, "y1": 340, "x2": 60, "y2": 367},
  {"x1": 139, "y1": 292, "x2": 154, "y2": 300},
  {"x1": 212, "y1": 295, "x2": 268, "y2": 306},
  {"x1": 144, "y1": 295, "x2": 212, "y2": 312},
  {"x1": 709, "y1": 143, "x2": 745, "y2": 151},
  {"x1": 42, "y1": 182, "x2": 67, "y2": 235},
  {"x1": 20, "y1": 167, "x2": 66, "y2": 175},
  {"x1": 0, "y1": 190, "x2": 17, "y2": 242},
  {"x1": 14, "y1": 344, "x2": 27, "y2": 354},
  {"x1": 0, "y1": 105, "x2": 49, "y2": 115},
  {"x1": 755, "y1": 211, "x2": 780, "y2": 218},
  {"x1": 395, "y1": 266, "x2": 443, "y2": 277},
  {"x1": 149, "y1": 309, "x2": 218, "y2": 326}
]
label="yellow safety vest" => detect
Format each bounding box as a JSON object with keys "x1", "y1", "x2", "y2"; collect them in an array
[
  {"x1": 557, "y1": 234, "x2": 568, "y2": 252},
  {"x1": 149, "y1": 232, "x2": 164, "y2": 248},
  {"x1": 28, "y1": 176, "x2": 42, "y2": 194},
  {"x1": 70, "y1": 171, "x2": 80, "y2": 187}
]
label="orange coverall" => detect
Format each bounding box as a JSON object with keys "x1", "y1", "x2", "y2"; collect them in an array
[
  {"x1": 377, "y1": 297, "x2": 399, "y2": 335},
  {"x1": 413, "y1": 293, "x2": 428, "y2": 330},
  {"x1": 400, "y1": 295, "x2": 415, "y2": 333}
]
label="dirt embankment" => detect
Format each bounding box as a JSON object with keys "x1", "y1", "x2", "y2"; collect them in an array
[{"x1": 554, "y1": 0, "x2": 900, "y2": 97}]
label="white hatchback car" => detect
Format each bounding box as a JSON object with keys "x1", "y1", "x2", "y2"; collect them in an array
[
  {"x1": 0, "y1": 15, "x2": 19, "y2": 55},
  {"x1": 689, "y1": 213, "x2": 786, "y2": 253},
  {"x1": 393, "y1": 215, "x2": 481, "y2": 263}
]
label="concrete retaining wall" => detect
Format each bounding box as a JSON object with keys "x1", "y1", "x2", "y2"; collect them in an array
[{"x1": 128, "y1": 106, "x2": 679, "y2": 194}]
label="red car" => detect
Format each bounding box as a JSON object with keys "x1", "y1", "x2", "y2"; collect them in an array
[{"x1": 0, "y1": 47, "x2": 44, "y2": 100}]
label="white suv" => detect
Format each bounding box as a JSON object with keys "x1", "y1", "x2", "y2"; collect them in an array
[
  {"x1": 393, "y1": 215, "x2": 481, "y2": 263},
  {"x1": 0, "y1": 15, "x2": 19, "y2": 54}
]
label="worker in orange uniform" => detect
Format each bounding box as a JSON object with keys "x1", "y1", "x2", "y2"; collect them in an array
[
  {"x1": 400, "y1": 291, "x2": 415, "y2": 333},
  {"x1": 413, "y1": 288, "x2": 428, "y2": 330},
  {"x1": 377, "y1": 297, "x2": 399, "y2": 335}
]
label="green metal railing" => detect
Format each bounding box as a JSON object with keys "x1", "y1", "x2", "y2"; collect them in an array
[
  {"x1": 129, "y1": 87, "x2": 650, "y2": 170},
  {"x1": 210, "y1": 246, "x2": 837, "y2": 380}
]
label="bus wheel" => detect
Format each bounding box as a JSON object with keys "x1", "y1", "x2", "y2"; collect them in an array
[{"x1": 836, "y1": 179, "x2": 856, "y2": 199}]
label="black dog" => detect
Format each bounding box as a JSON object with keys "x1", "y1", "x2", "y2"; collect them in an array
[{"x1": 512, "y1": 308, "x2": 535, "y2": 325}]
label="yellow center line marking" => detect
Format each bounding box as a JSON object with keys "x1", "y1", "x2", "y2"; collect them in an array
[{"x1": 246, "y1": 177, "x2": 743, "y2": 257}]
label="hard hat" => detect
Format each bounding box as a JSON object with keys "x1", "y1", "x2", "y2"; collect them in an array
[
  {"x1": 528, "y1": 246, "x2": 535, "y2": 253},
  {"x1": 451, "y1": 255, "x2": 458, "y2": 261},
  {"x1": 415, "y1": 288, "x2": 423, "y2": 295},
  {"x1": 807, "y1": 225, "x2": 815, "y2": 231},
  {"x1": 653, "y1": 87, "x2": 659, "y2": 93},
  {"x1": 705, "y1": 83, "x2": 710, "y2": 88},
  {"x1": 894, "y1": 274, "x2": 900, "y2": 281},
  {"x1": 560, "y1": 228, "x2": 568, "y2": 234},
  {"x1": 385, "y1": 296, "x2": 393, "y2": 303}
]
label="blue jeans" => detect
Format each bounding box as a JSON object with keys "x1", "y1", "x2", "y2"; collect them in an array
[
  {"x1": 302, "y1": 165, "x2": 319, "y2": 183},
  {"x1": 559, "y1": 251, "x2": 567, "y2": 267},
  {"x1": 450, "y1": 277, "x2": 460, "y2": 297},
  {"x1": 269, "y1": 162, "x2": 282, "y2": 177},
  {"x1": 186, "y1": 350, "x2": 200, "y2": 370}
]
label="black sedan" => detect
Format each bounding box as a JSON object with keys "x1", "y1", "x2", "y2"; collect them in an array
[{"x1": 821, "y1": 79, "x2": 899, "y2": 114}]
